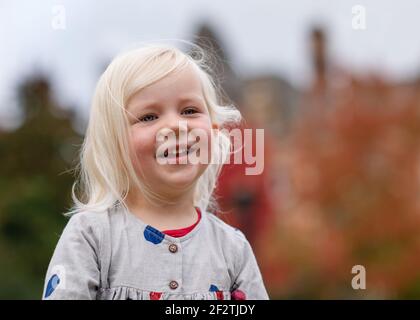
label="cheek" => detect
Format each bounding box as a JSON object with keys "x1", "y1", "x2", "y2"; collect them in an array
[
  {"x1": 192, "y1": 118, "x2": 213, "y2": 140},
  {"x1": 129, "y1": 127, "x2": 157, "y2": 163}
]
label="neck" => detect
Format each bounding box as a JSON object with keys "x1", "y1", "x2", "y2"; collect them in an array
[{"x1": 124, "y1": 186, "x2": 198, "y2": 230}]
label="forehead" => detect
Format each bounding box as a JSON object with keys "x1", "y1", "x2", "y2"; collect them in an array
[{"x1": 128, "y1": 64, "x2": 204, "y2": 111}]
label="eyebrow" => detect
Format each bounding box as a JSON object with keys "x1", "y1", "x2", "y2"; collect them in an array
[{"x1": 131, "y1": 94, "x2": 205, "y2": 112}]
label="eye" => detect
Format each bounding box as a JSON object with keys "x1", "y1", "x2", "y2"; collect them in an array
[
  {"x1": 139, "y1": 114, "x2": 158, "y2": 122},
  {"x1": 182, "y1": 107, "x2": 198, "y2": 115}
]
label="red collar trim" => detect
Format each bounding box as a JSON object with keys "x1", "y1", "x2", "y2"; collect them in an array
[{"x1": 162, "y1": 207, "x2": 202, "y2": 238}]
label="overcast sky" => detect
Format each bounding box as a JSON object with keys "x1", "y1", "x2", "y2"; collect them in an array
[{"x1": 1, "y1": 0, "x2": 420, "y2": 130}]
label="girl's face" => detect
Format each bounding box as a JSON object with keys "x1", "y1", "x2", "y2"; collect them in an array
[{"x1": 126, "y1": 64, "x2": 213, "y2": 198}]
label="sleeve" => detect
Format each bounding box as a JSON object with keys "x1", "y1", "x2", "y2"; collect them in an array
[
  {"x1": 230, "y1": 231, "x2": 270, "y2": 300},
  {"x1": 42, "y1": 214, "x2": 102, "y2": 300}
]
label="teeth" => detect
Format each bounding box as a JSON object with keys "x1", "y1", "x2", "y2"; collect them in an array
[{"x1": 162, "y1": 147, "x2": 189, "y2": 158}]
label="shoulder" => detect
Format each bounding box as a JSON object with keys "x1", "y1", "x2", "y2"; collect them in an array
[
  {"x1": 204, "y1": 211, "x2": 249, "y2": 247},
  {"x1": 66, "y1": 209, "x2": 109, "y2": 230},
  {"x1": 62, "y1": 209, "x2": 114, "y2": 244}
]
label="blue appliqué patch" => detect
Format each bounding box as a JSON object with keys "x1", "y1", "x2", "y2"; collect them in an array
[
  {"x1": 144, "y1": 225, "x2": 165, "y2": 244},
  {"x1": 45, "y1": 274, "x2": 60, "y2": 298},
  {"x1": 209, "y1": 284, "x2": 219, "y2": 292}
]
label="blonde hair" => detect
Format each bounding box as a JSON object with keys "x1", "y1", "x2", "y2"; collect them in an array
[{"x1": 66, "y1": 42, "x2": 242, "y2": 216}]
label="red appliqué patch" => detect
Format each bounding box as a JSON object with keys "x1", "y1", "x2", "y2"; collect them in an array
[
  {"x1": 231, "y1": 289, "x2": 246, "y2": 300},
  {"x1": 150, "y1": 292, "x2": 162, "y2": 300}
]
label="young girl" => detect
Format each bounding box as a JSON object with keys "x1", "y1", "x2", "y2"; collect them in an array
[{"x1": 42, "y1": 43, "x2": 269, "y2": 300}]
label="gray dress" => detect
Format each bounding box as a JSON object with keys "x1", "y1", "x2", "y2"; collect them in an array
[{"x1": 42, "y1": 203, "x2": 269, "y2": 300}]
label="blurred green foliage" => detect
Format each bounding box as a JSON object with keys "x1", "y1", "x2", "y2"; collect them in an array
[{"x1": 0, "y1": 75, "x2": 82, "y2": 299}]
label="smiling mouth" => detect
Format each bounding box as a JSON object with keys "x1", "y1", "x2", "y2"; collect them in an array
[
  {"x1": 163, "y1": 147, "x2": 188, "y2": 158},
  {"x1": 158, "y1": 145, "x2": 196, "y2": 160}
]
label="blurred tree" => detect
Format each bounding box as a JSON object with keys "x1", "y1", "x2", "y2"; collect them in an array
[
  {"x1": 259, "y1": 76, "x2": 420, "y2": 299},
  {"x1": 0, "y1": 74, "x2": 82, "y2": 299}
]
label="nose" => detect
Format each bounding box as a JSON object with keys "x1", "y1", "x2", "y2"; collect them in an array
[
  {"x1": 156, "y1": 113, "x2": 189, "y2": 144},
  {"x1": 168, "y1": 114, "x2": 188, "y2": 135}
]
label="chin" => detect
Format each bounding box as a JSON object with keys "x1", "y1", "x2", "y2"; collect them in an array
[{"x1": 157, "y1": 165, "x2": 204, "y2": 189}]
